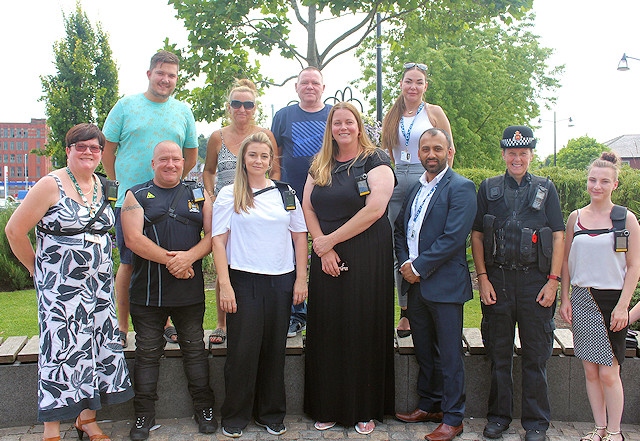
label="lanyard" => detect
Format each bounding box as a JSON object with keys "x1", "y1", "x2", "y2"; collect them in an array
[
  {"x1": 400, "y1": 102, "x2": 425, "y2": 148},
  {"x1": 411, "y1": 182, "x2": 438, "y2": 224}
]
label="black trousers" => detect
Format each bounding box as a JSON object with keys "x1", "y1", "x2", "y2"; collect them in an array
[
  {"x1": 221, "y1": 269, "x2": 294, "y2": 429},
  {"x1": 130, "y1": 302, "x2": 214, "y2": 416},
  {"x1": 481, "y1": 267, "x2": 555, "y2": 431}
]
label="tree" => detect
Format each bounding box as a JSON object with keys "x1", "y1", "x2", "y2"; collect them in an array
[
  {"x1": 555, "y1": 136, "x2": 609, "y2": 170},
  {"x1": 40, "y1": 3, "x2": 118, "y2": 168},
  {"x1": 167, "y1": 0, "x2": 533, "y2": 123},
  {"x1": 357, "y1": 10, "x2": 561, "y2": 169}
]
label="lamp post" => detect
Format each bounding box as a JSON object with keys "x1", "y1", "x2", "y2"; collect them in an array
[
  {"x1": 538, "y1": 111, "x2": 574, "y2": 166},
  {"x1": 617, "y1": 53, "x2": 640, "y2": 71}
]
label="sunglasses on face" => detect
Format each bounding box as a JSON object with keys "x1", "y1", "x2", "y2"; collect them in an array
[
  {"x1": 403, "y1": 62, "x2": 428, "y2": 72},
  {"x1": 230, "y1": 100, "x2": 255, "y2": 109},
  {"x1": 69, "y1": 143, "x2": 103, "y2": 153}
]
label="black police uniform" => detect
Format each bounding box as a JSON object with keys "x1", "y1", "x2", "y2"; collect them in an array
[{"x1": 473, "y1": 170, "x2": 564, "y2": 432}]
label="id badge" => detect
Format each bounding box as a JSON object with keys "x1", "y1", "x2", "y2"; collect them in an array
[
  {"x1": 85, "y1": 232, "x2": 101, "y2": 244},
  {"x1": 400, "y1": 150, "x2": 411, "y2": 163}
]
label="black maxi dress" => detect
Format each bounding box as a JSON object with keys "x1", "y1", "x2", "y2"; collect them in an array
[{"x1": 304, "y1": 150, "x2": 395, "y2": 426}]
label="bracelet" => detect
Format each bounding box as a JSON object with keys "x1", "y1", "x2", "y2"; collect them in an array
[
  {"x1": 547, "y1": 274, "x2": 562, "y2": 282},
  {"x1": 476, "y1": 272, "x2": 488, "y2": 277}
]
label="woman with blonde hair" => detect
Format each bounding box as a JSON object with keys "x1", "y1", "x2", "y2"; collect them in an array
[
  {"x1": 203, "y1": 78, "x2": 280, "y2": 347},
  {"x1": 560, "y1": 152, "x2": 640, "y2": 441},
  {"x1": 212, "y1": 132, "x2": 307, "y2": 438},
  {"x1": 303, "y1": 102, "x2": 396, "y2": 435}
]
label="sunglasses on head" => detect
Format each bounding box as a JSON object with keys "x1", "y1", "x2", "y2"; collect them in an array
[
  {"x1": 230, "y1": 100, "x2": 255, "y2": 109},
  {"x1": 403, "y1": 62, "x2": 428, "y2": 72},
  {"x1": 69, "y1": 143, "x2": 103, "y2": 153}
]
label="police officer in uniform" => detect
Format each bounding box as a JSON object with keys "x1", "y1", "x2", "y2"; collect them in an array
[{"x1": 471, "y1": 126, "x2": 564, "y2": 441}]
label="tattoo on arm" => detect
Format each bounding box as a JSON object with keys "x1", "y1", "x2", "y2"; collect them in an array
[{"x1": 121, "y1": 204, "x2": 142, "y2": 212}]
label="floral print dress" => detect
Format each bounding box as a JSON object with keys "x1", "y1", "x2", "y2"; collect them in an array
[{"x1": 34, "y1": 175, "x2": 132, "y2": 422}]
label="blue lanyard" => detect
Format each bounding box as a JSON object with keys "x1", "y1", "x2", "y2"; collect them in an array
[
  {"x1": 411, "y1": 182, "x2": 438, "y2": 223},
  {"x1": 400, "y1": 102, "x2": 425, "y2": 148}
]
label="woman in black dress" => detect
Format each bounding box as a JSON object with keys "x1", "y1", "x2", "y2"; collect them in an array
[{"x1": 302, "y1": 102, "x2": 396, "y2": 435}]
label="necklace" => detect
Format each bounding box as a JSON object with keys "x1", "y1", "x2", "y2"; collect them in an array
[
  {"x1": 66, "y1": 167, "x2": 98, "y2": 217},
  {"x1": 406, "y1": 101, "x2": 423, "y2": 115}
]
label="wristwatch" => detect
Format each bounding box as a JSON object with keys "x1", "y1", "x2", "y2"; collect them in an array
[{"x1": 547, "y1": 274, "x2": 562, "y2": 282}]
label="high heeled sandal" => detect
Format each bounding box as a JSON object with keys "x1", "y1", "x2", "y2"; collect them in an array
[
  {"x1": 75, "y1": 416, "x2": 111, "y2": 441},
  {"x1": 603, "y1": 430, "x2": 625, "y2": 441},
  {"x1": 581, "y1": 426, "x2": 607, "y2": 441},
  {"x1": 43, "y1": 437, "x2": 61, "y2": 441}
]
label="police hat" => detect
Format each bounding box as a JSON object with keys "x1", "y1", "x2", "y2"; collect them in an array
[{"x1": 500, "y1": 125, "x2": 536, "y2": 149}]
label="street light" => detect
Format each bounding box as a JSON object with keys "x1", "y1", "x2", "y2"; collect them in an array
[
  {"x1": 538, "y1": 111, "x2": 574, "y2": 166},
  {"x1": 617, "y1": 53, "x2": 640, "y2": 71}
]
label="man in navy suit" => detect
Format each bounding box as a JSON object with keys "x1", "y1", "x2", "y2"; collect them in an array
[{"x1": 394, "y1": 128, "x2": 476, "y2": 441}]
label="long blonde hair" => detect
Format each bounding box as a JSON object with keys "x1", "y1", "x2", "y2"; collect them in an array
[
  {"x1": 233, "y1": 131, "x2": 274, "y2": 213},
  {"x1": 309, "y1": 102, "x2": 379, "y2": 187},
  {"x1": 381, "y1": 66, "x2": 428, "y2": 150}
]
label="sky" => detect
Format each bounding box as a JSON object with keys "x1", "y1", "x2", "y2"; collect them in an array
[{"x1": 1, "y1": 0, "x2": 640, "y2": 161}]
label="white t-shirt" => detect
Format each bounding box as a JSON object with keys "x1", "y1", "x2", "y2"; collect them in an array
[{"x1": 212, "y1": 182, "x2": 307, "y2": 275}]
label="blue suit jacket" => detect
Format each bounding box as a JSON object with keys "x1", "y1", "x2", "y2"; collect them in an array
[{"x1": 394, "y1": 167, "x2": 477, "y2": 304}]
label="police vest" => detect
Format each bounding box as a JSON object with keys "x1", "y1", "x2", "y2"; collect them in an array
[{"x1": 482, "y1": 174, "x2": 554, "y2": 271}]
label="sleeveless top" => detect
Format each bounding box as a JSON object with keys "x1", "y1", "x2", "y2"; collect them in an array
[
  {"x1": 214, "y1": 130, "x2": 238, "y2": 195},
  {"x1": 568, "y1": 209, "x2": 626, "y2": 289},
  {"x1": 392, "y1": 103, "x2": 433, "y2": 165}
]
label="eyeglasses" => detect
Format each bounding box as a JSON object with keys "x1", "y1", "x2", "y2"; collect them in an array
[
  {"x1": 403, "y1": 62, "x2": 428, "y2": 72},
  {"x1": 230, "y1": 100, "x2": 255, "y2": 110},
  {"x1": 69, "y1": 143, "x2": 103, "y2": 153}
]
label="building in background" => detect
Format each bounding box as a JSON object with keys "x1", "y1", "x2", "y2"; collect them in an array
[
  {"x1": 604, "y1": 134, "x2": 640, "y2": 169},
  {"x1": 0, "y1": 118, "x2": 51, "y2": 197}
]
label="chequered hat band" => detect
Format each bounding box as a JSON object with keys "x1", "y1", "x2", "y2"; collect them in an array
[{"x1": 500, "y1": 137, "x2": 535, "y2": 148}]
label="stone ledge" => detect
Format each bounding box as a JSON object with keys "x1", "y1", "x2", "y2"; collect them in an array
[{"x1": 1, "y1": 328, "x2": 639, "y2": 428}]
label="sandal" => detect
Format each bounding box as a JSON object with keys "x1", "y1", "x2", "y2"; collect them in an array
[
  {"x1": 118, "y1": 330, "x2": 128, "y2": 348},
  {"x1": 603, "y1": 430, "x2": 625, "y2": 441},
  {"x1": 209, "y1": 328, "x2": 227, "y2": 349},
  {"x1": 163, "y1": 326, "x2": 178, "y2": 343},
  {"x1": 355, "y1": 420, "x2": 375, "y2": 435},
  {"x1": 75, "y1": 415, "x2": 110, "y2": 440},
  {"x1": 314, "y1": 422, "x2": 336, "y2": 431},
  {"x1": 581, "y1": 426, "x2": 606, "y2": 441},
  {"x1": 43, "y1": 437, "x2": 60, "y2": 441},
  {"x1": 397, "y1": 311, "x2": 411, "y2": 338}
]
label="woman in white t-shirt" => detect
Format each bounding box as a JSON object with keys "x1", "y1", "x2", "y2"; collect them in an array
[
  {"x1": 560, "y1": 152, "x2": 640, "y2": 441},
  {"x1": 211, "y1": 131, "x2": 308, "y2": 438}
]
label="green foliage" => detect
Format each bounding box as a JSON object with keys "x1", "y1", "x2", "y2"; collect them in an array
[
  {"x1": 0, "y1": 289, "x2": 38, "y2": 338},
  {"x1": 556, "y1": 136, "x2": 609, "y2": 170},
  {"x1": 0, "y1": 207, "x2": 35, "y2": 291},
  {"x1": 358, "y1": 10, "x2": 560, "y2": 170},
  {"x1": 167, "y1": 0, "x2": 532, "y2": 123},
  {"x1": 40, "y1": 3, "x2": 119, "y2": 168},
  {"x1": 197, "y1": 134, "x2": 208, "y2": 162}
]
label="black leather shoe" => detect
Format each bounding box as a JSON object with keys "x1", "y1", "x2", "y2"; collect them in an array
[
  {"x1": 483, "y1": 421, "x2": 509, "y2": 439},
  {"x1": 525, "y1": 429, "x2": 547, "y2": 441}
]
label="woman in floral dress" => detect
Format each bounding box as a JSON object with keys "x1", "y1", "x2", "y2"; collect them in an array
[{"x1": 6, "y1": 123, "x2": 133, "y2": 441}]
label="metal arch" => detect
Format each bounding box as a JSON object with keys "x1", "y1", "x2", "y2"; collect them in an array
[{"x1": 286, "y1": 86, "x2": 364, "y2": 112}]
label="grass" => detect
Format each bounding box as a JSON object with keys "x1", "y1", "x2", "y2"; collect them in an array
[{"x1": 2, "y1": 289, "x2": 482, "y2": 339}]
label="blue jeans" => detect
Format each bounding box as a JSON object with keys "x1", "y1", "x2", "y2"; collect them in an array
[{"x1": 130, "y1": 302, "x2": 214, "y2": 416}]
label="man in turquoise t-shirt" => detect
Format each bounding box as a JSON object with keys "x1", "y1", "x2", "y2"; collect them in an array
[{"x1": 102, "y1": 50, "x2": 198, "y2": 349}]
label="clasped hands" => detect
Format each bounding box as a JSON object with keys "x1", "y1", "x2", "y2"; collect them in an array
[
  {"x1": 399, "y1": 261, "x2": 420, "y2": 285},
  {"x1": 165, "y1": 250, "x2": 195, "y2": 279}
]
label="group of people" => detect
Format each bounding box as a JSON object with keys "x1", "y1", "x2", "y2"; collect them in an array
[{"x1": 4, "y1": 50, "x2": 640, "y2": 441}]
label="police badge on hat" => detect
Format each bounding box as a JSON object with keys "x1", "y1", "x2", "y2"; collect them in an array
[{"x1": 500, "y1": 125, "x2": 537, "y2": 149}]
